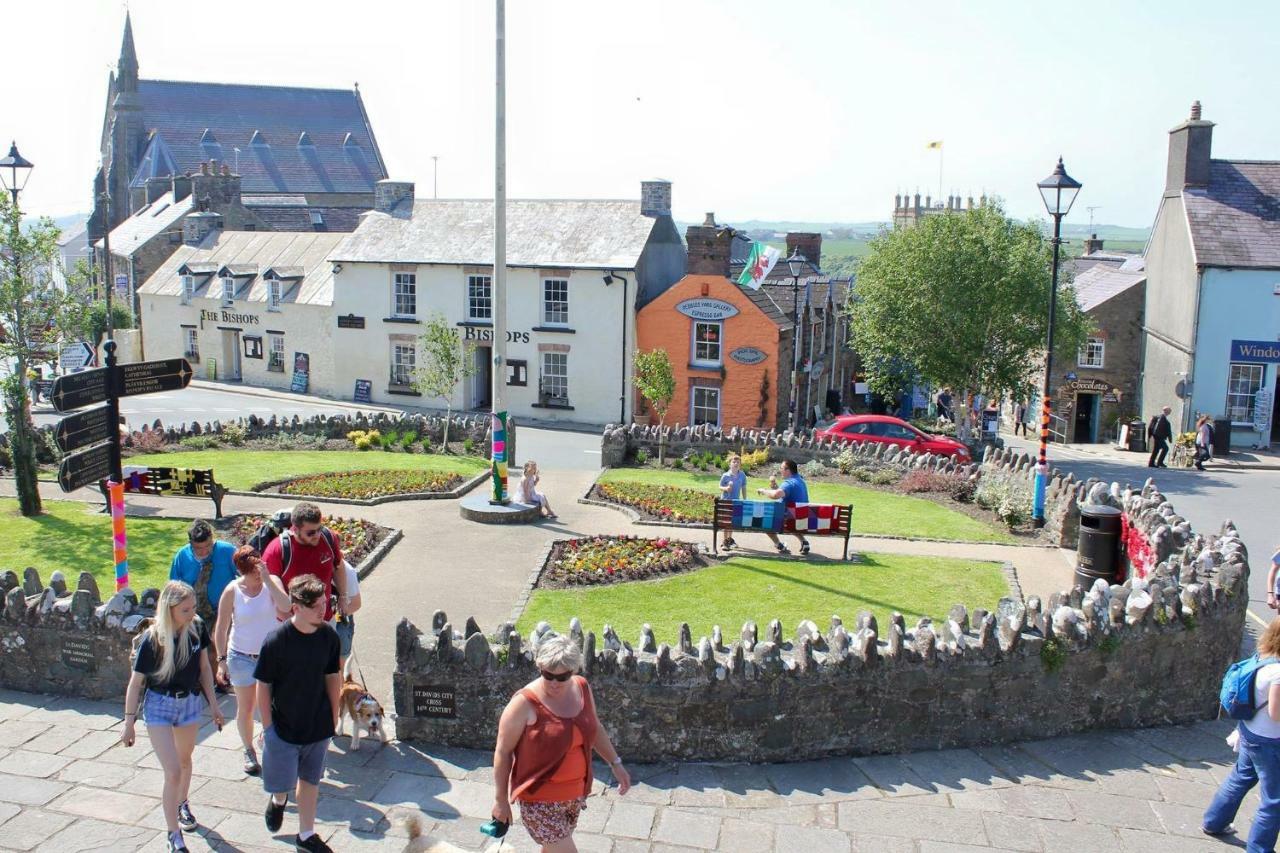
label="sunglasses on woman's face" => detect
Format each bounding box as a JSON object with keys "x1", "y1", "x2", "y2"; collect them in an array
[{"x1": 540, "y1": 669, "x2": 572, "y2": 682}]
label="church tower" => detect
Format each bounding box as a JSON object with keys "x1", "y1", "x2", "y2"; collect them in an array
[{"x1": 91, "y1": 14, "x2": 144, "y2": 238}]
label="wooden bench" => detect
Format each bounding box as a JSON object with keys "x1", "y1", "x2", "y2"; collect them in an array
[
  {"x1": 713, "y1": 498, "x2": 854, "y2": 560},
  {"x1": 101, "y1": 466, "x2": 228, "y2": 518}
]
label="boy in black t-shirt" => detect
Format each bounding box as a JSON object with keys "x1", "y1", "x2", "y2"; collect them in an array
[{"x1": 254, "y1": 574, "x2": 341, "y2": 853}]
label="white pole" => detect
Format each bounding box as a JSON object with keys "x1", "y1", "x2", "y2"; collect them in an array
[{"x1": 492, "y1": 0, "x2": 508, "y2": 497}]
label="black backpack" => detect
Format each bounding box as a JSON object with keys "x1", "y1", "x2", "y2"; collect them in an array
[
  {"x1": 249, "y1": 510, "x2": 293, "y2": 556},
  {"x1": 278, "y1": 527, "x2": 339, "y2": 573}
]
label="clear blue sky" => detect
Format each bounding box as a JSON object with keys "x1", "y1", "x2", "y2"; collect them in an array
[{"x1": 5, "y1": 0, "x2": 1278, "y2": 229}]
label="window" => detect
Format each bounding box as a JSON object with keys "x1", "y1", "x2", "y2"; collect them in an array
[
  {"x1": 391, "y1": 343, "x2": 416, "y2": 386},
  {"x1": 880, "y1": 424, "x2": 919, "y2": 441},
  {"x1": 1226, "y1": 363, "x2": 1266, "y2": 424},
  {"x1": 1078, "y1": 336, "x2": 1105, "y2": 368},
  {"x1": 692, "y1": 321, "x2": 722, "y2": 366},
  {"x1": 180, "y1": 275, "x2": 194, "y2": 305},
  {"x1": 393, "y1": 273, "x2": 416, "y2": 317},
  {"x1": 691, "y1": 386, "x2": 720, "y2": 427},
  {"x1": 543, "y1": 278, "x2": 569, "y2": 325},
  {"x1": 221, "y1": 276, "x2": 235, "y2": 305},
  {"x1": 183, "y1": 328, "x2": 199, "y2": 360},
  {"x1": 268, "y1": 334, "x2": 285, "y2": 372},
  {"x1": 467, "y1": 274, "x2": 492, "y2": 320},
  {"x1": 268, "y1": 280, "x2": 282, "y2": 312},
  {"x1": 841, "y1": 421, "x2": 873, "y2": 436},
  {"x1": 540, "y1": 352, "x2": 568, "y2": 403}
]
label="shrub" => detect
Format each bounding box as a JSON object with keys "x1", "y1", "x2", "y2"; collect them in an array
[
  {"x1": 346, "y1": 429, "x2": 378, "y2": 451},
  {"x1": 463, "y1": 437, "x2": 475, "y2": 454},
  {"x1": 835, "y1": 445, "x2": 857, "y2": 475},
  {"x1": 221, "y1": 422, "x2": 248, "y2": 446},
  {"x1": 897, "y1": 470, "x2": 959, "y2": 494},
  {"x1": 911, "y1": 417, "x2": 957, "y2": 437},
  {"x1": 380, "y1": 430, "x2": 400, "y2": 450},
  {"x1": 1040, "y1": 638, "x2": 1066, "y2": 673},
  {"x1": 801, "y1": 459, "x2": 826, "y2": 479},
  {"x1": 978, "y1": 477, "x2": 1033, "y2": 527},
  {"x1": 130, "y1": 429, "x2": 168, "y2": 453},
  {"x1": 869, "y1": 468, "x2": 901, "y2": 486},
  {"x1": 419, "y1": 439, "x2": 432, "y2": 454},
  {"x1": 0, "y1": 445, "x2": 11, "y2": 469},
  {"x1": 740, "y1": 448, "x2": 770, "y2": 471},
  {"x1": 673, "y1": 458, "x2": 684, "y2": 469},
  {"x1": 949, "y1": 477, "x2": 977, "y2": 503},
  {"x1": 400, "y1": 430, "x2": 418, "y2": 449},
  {"x1": 634, "y1": 448, "x2": 650, "y2": 465},
  {"x1": 179, "y1": 435, "x2": 221, "y2": 451},
  {"x1": 852, "y1": 466, "x2": 872, "y2": 482}
]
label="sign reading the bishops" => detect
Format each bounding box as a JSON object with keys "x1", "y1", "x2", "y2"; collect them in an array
[{"x1": 412, "y1": 685, "x2": 458, "y2": 719}]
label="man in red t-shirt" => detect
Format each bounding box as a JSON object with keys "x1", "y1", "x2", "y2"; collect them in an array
[{"x1": 263, "y1": 502, "x2": 348, "y2": 621}]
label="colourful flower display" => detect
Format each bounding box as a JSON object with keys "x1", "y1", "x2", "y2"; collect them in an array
[
  {"x1": 219, "y1": 514, "x2": 388, "y2": 565},
  {"x1": 277, "y1": 469, "x2": 462, "y2": 500},
  {"x1": 541, "y1": 535, "x2": 700, "y2": 587},
  {"x1": 595, "y1": 481, "x2": 713, "y2": 524}
]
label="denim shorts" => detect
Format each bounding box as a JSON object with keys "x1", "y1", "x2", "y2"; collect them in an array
[
  {"x1": 335, "y1": 617, "x2": 355, "y2": 658},
  {"x1": 261, "y1": 725, "x2": 330, "y2": 793},
  {"x1": 227, "y1": 650, "x2": 259, "y2": 688},
  {"x1": 143, "y1": 690, "x2": 205, "y2": 727}
]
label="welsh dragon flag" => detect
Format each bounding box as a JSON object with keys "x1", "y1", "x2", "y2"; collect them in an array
[{"x1": 736, "y1": 241, "x2": 780, "y2": 290}]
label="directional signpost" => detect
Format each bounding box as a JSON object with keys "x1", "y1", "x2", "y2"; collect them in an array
[
  {"x1": 58, "y1": 442, "x2": 114, "y2": 493},
  {"x1": 51, "y1": 367, "x2": 110, "y2": 414},
  {"x1": 118, "y1": 358, "x2": 193, "y2": 398},
  {"x1": 54, "y1": 405, "x2": 115, "y2": 454},
  {"x1": 59, "y1": 341, "x2": 96, "y2": 373}
]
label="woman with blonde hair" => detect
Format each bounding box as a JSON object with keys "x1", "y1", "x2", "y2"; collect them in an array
[
  {"x1": 492, "y1": 634, "x2": 630, "y2": 851},
  {"x1": 516, "y1": 459, "x2": 557, "y2": 519},
  {"x1": 1204, "y1": 617, "x2": 1280, "y2": 848},
  {"x1": 121, "y1": 581, "x2": 223, "y2": 853}
]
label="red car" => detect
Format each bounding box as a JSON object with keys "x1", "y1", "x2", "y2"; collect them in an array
[{"x1": 814, "y1": 415, "x2": 972, "y2": 462}]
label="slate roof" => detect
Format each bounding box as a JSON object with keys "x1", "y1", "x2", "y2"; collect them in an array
[
  {"x1": 1072, "y1": 261, "x2": 1146, "y2": 313},
  {"x1": 728, "y1": 232, "x2": 823, "y2": 278},
  {"x1": 246, "y1": 205, "x2": 365, "y2": 233},
  {"x1": 100, "y1": 191, "x2": 194, "y2": 255},
  {"x1": 331, "y1": 199, "x2": 659, "y2": 268},
  {"x1": 1184, "y1": 160, "x2": 1280, "y2": 268},
  {"x1": 140, "y1": 231, "x2": 347, "y2": 307},
  {"x1": 129, "y1": 79, "x2": 387, "y2": 195}
]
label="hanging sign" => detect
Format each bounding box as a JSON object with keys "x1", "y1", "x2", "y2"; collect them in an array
[{"x1": 675, "y1": 298, "x2": 739, "y2": 321}]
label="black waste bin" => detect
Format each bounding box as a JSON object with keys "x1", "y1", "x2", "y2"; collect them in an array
[
  {"x1": 1126, "y1": 419, "x2": 1147, "y2": 453},
  {"x1": 1213, "y1": 417, "x2": 1232, "y2": 457},
  {"x1": 1075, "y1": 504, "x2": 1123, "y2": 591}
]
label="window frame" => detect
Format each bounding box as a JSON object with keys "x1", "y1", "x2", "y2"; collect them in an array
[
  {"x1": 180, "y1": 275, "x2": 194, "y2": 305},
  {"x1": 268, "y1": 334, "x2": 286, "y2": 372},
  {"x1": 391, "y1": 342, "x2": 416, "y2": 387},
  {"x1": 690, "y1": 386, "x2": 721, "y2": 427},
  {"x1": 183, "y1": 327, "x2": 199, "y2": 360},
  {"x1": 1226, "y1": 362, "x2": 1266, "y2": 425},
  {"x1": 467, "y1": 274, "x2": 493, "y2": 321},
  {"x1": 1078, "y1": 336, "x2": 1106, "y2": 369},
  {"x1": 542, "y1": 278, "x2": 569, "y2": 326},
  {"x1": 268, "y1": 280, "x2": 282, "y2": 312},
  {"x1": 393, "y1": 272, "x2": 417, "y2": 318},
  {"x1": 540, "y1": 352, "x2": 569, "y2": 403},
  {"x1": 691, "y1": 320, "x2": 723, "y2": 367},
  {"x1": 220, "y1": 276, "x2": 235, "y2": 306}
]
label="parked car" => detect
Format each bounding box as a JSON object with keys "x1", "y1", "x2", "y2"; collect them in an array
[{"x1": 813, "y1": 414, "x2": 972, "y2": 462}]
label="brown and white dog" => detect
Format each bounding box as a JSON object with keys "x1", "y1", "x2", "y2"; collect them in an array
[
  {"x1": 337, "y1": 661, "x2": 387, "y2": 750},
  {"x1": 401, "y1": 815, "x2": 472, "y2": 852}
]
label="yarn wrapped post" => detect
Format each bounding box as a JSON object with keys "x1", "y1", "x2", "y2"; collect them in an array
[
  {"x1": 490, "y1": 410, "x2": 509, "y2": 505},
  {"x1": 107, "y1": 480, "x2": 128, "y2": 591}
]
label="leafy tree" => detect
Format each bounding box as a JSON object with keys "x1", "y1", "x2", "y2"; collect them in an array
[
  {"x1": 847, "y1": 202, "x2": 1090, "y2": 440},
  {"x1": 412, "y1": 313, "x2": 475, "y2": 451},
  {"x1": 633, "y1": 348, "x2": 676, "y2": 462}
]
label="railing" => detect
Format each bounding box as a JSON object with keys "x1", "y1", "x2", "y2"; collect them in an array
[{"x1": 1047, "y1": 411, "x2": 1069, "y2": 444}]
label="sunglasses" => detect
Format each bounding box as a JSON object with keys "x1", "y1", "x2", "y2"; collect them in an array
[{"x1": 540, "y1": 670, "x2": 573, "y2": 682}]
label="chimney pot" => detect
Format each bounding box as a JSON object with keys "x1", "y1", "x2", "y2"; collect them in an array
[
  {"x1": 1190, "y1": 100, "x2": 1202, "y2": 121},
  {"x1": 1165, "y1": 101, "x2": 1214, "y2": 193},
  {"x1": 702, "y1": 212, "x2": 716, "y2": 227},
  {"x1": 785, "y1": 232, "x2": 823, "y2": 272}
]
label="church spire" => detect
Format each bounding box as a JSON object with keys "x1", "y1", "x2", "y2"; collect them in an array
[{"x1": 118, "y1": 12, "x2": 139, "y2": 92}]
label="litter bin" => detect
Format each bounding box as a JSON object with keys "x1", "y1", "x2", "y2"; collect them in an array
[
  {"x1": 1126, "y1": 419, "x2": 1147, "y2": 453},
  {"x1": 1213, "y1": 417, "x2": 1232, "y2": 457},
  {"x1": 1075, "y1": 504, "x2": 1123, "y2": 591}
]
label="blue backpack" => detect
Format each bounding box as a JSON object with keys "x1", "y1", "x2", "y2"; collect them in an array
[{"x1": 1221, "y1": 655, "x2": 1276, "y2": 720}]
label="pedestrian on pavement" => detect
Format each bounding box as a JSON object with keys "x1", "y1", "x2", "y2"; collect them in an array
[
  {"x1": 1195, "y1": 414, "x2": 1214, "y2": 471},
  {"x1": 170, "y1": 520, "x2": 237, "y2": 693},
  {"x1": 334, "y1": 559, "x2": 362, "y2": 672},
  {"x1": 516, "y1": 460, "x2": 557, "y2": 519},
  {"x1": 717, "y1": 453, "x2": 747, "y2": 550},
  {"x1": 262, "y1": 502, "x2": 349, "y2": 624},
  {"x1": 1264, "y1": 548, "x2": 1280, "y2": 612},
  {"x1": 758, "y1": 459, "x2": 811, "y2": 556},
  {"x1": 1203, "y1": 617, "x2": 1280, "y2": 849},
  {"x1": 936, "y1": 387, "x2": 954, "y2": 422},
  {"x1": 256, "y1": 574, "x2": 342, "y2": 853},
  {"x1": 1014, "y1": 399, "x2": 1030, "y2": 437},
  {"x1": 121, "y1": 581, "x2": 224, "y2": 853},
  {"x1": 1148, "y1": 406, "x2": 1174, "y2": 468},
  {"x1": 492, "y1": 634, "x2": 631, "y2": 852},
  {"x1": 213, "y1": 546, "x2": 291, "y2": 777}
]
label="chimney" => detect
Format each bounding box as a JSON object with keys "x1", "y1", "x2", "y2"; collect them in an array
[
  {"x1": 640, "y1": 179, "x2": 671, "y2": 217},
  {"x1": 144, "y1": 176, "x2": 170, "y2": 204},
  {"x1": 182, "y1": 210, "x2": 222, "y2": 246},
  {"x1": 1083, "y1": 233, "x2": 1104, "y2": 255},
  {"x1": 894, "y1": 193, "x2": 902, "y2": 211},
  {"x1": 375, "y1": 179, "x2": 415, "y2": 214},
  {"x1": 1166, "y1": 100, "x2": 1214, "y2": 194},
  {"x1": 785, "y1": 232, "x2": 822, "y2": 271},
  {"x1": 685, "y1": 213, "x2": 732, "y2": 277},
  {"x1": 190, "y1": 162, "x2": 242, "y2": 210},
  {"x1": 171, "y1": 173, "x2": 192, "y2": 202}
]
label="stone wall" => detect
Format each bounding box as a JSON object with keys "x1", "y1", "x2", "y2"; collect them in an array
[
  {"x1": 394, "y1": 480, "x2": 1249, "y2": 762},
  {"x1": 978, "y1": 447, "x2": 1080, "y2": 547},
  {"x1": 0, "y1": 569, "x2": 155, "y2": 700}
]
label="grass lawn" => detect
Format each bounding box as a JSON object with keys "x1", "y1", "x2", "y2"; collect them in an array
[
  {"x1": 517, "y1": 553, "x2": 1010, "y2": 643},
  {"x1": 0, "y1": 498, "x2": 191, "y2": 594},
  {"x1": 128, "y1": 450, "x2": 488, "y2": 491},
  {"x1": 598, "y1": 467, "x2": 1013, "y2": 543}
]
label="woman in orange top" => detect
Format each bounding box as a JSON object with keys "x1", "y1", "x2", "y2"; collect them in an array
[{"x1": 492, "y1": 634, "x2": 631, "y2": 851}]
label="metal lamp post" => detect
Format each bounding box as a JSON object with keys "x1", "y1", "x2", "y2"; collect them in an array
[
  {"x1": 786, "y1": 248, "x2": 807, "y2": 431},
  {"x1": 1031, "y1": 157, "x2": 1082, "y2": 528},
  {"x1": 0, "y1": 142, "x2": 34, "y2": 204}
]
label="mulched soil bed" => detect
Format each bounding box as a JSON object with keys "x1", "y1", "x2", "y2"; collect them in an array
[
  {"x1": 214, "y1": 514, "x2": 391, "y2": 566},
  {"x1": 537, "y1": 535, "x2": 712, "y2": 590}
]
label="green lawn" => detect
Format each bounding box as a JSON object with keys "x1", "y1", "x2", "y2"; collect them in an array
[
  {"x1": 598, "y1": 467, "x2": 1012, "y2": 543},
  {"x1": 517, "y1": 553, "x2": 1010, "y2": 643},
  {"x1": 0, "y1": 498, "x2": 190, "y2": 593},
  {"x1": 128, "y1": 450, "x2": 488, "y2": 491}
]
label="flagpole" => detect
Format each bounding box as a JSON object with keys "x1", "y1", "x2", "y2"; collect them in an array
[{"x1": 938, "y1": 145, "x2": 944, "y2": 205}]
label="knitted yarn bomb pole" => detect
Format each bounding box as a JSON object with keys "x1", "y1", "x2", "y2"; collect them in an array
[
  {"x1": 108, "y1": 480, "x2": 129, "y2": 591},
  {"x1": 490, "y1": 410, "x2": 509, "y2": 505}
]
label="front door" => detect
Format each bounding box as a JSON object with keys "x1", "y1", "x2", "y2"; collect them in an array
[
  {"x1": 469, "y1": 345, "x2": 491, "y2": 410},
  {"x1": 221, "y1": 330, "x2": 242, "y2": 381},
  {"x1": 1074, "y1": 393, "x2": 1097, "y2": 443}
]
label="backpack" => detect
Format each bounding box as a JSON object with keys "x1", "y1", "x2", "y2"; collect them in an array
[
  {"x1": 1220, "y1": 655, "x2": 1276, "y2": 720},
  {"x1": 279, "y1": 527, "x2": 339, "y2": 574}
]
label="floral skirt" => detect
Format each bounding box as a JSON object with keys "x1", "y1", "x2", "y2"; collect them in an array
[{"x1": 518, "y1": 797, "x2": 587, "y2": 844}]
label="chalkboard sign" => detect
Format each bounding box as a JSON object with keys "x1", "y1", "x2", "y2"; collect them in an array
[
  {"x1": 291, "y1": 352, "x2": 310, "y2": 394},
  {"x1": 412, "y1": 685, "x2": 457, "y2": 719},
  {"x1": 354, "y1": 379, "x2": 373, "y2": 403},
  {"x1": 61, "y1": 636, "x2": 96, "y2": 672}
]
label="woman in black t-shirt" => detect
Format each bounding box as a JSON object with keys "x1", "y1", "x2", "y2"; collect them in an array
[{"x1": 121, "y1": 581, "x2": 224, "y2": 853}]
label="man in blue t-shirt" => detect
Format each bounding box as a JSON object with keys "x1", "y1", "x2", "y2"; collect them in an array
[
  {"x1": 170, "y1": 519, "x2": 238, "y2": 625},
  {"x1": 757, "y1": 459, "x2": 811, "y2": 556}
]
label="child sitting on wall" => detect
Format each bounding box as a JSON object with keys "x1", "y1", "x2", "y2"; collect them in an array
[{"x1": 516, "y1": 460, "x2": 557, "y2": 519}]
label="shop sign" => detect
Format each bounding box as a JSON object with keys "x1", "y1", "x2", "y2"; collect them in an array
[
  {"x1": 338, "y1": 314, "x2": 366, "y2": 329},
  {"x1": 1060, "y1": 377, "x2": 1115, "y2": 396},
  {"x1": 201, "y1": 308, "x2": 260, "y2": 326},
  {"x1": 730, "y1": 347, "x2": 767, "y2": 365},
  {"x1": 462, "y1": 327, "x2": 530, "y2": 344},
  {"x1": 675, "y1": 298, "x2": 739, "y2": 321},
  {"x1": 1231, "y1": 339, "x2": 1280, "y2": 364}
]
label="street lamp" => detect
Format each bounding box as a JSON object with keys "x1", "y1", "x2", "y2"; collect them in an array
[
  {"x1": 786, "y1": 248, "x2": 807, "y2": 431},
  {"x1": 1032, "y1": 157, "x2": 1082, "y2": 528},
  {"x1": 0, "y1": 142, "x2": 34, "y2": 204}
]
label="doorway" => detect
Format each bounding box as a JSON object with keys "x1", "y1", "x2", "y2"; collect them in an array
[
  {"x1": 220, "y1": 330, "x2": 242, "y2": 381},
  {"x1": 469, "y1": 345, "x2": 491, "y2": 410},
  {"x1": 1074, "y1": 393, "x2": 1098, "y2": 443}
]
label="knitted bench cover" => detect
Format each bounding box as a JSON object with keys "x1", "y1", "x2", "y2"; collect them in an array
[
  {"x1": 783, "y1": 503, "x2": 838, "y2": 533},
  {"x1": 729, "y1": 500, "x2": 785, "y2": 531}
]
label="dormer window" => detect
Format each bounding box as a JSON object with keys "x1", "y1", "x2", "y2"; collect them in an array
[
  {"x1": 268, "y1": 280, "x2": 282, "y2": 312},
  {"x1": 180, "y1": 275, "x2": 194, "y2": 305},
  {"x1": 221, "y1": 276, "x2": 235, "y2": 306}
]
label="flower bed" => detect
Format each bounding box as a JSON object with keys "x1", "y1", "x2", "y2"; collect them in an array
[
  {"x1": 216, "y1": 514, "x2": 390, "y2": 566},
  {"x1": 276, "y1": 469, "x2": 464, "y2": 499},
  {"x1": 540, "y1": 535, "x2": 705, "y2": 588},
  {"x1": 594, "y1": 481, "x2": 713, "y2": 524}
]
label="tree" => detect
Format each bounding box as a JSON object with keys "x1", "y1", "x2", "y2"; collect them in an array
[
  {"x1": 847, "y1": 202, "x2": 1090, "y2": 440},
  {"x1": 0, "y1": 194, "x2": 87, "y2": 515},
  {"x1": 633, "y1": 348, "x2": 676, "y2": 462},
  {"x1": 412, "y1": 313, "x2": 475, "y2": 451}
]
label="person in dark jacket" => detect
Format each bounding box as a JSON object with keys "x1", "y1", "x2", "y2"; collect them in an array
[{"x1": 1148, "y1": 406, "x2": 1174, "y2": 468}]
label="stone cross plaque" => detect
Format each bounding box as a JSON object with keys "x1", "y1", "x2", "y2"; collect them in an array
[
  {"x1": 412, "y1": 685, "x2": 457, "y2": 719},
  {"x1": 61, "y1": 636, "x2": 97, "y2": 672}
]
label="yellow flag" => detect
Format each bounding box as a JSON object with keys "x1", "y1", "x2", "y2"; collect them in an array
[{"x1": 926, "y1": 141, "x2": 943, "y2": 150}]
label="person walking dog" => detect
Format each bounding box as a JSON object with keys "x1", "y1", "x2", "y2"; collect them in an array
[{"x1": 1148, "y1": 405, "x2": 1174, "y2": 468}]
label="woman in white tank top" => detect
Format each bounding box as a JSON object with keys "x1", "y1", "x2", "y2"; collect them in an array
[{"x1": 213, "y1": 546, "x2": 290, "y2": 776}]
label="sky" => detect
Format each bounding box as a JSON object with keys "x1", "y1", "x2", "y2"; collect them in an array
[{"x1": 5, "y1": 0, "x2": 1279, "y2": 229}]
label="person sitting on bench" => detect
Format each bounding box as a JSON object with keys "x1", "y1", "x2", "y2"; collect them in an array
[{"x1": 756, "y1": 459, "x2": 810, "y2": 556}]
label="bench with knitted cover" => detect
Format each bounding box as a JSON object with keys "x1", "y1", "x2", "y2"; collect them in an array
[
  {"x1": 712, "y1": 499, "x2": 853, "y2": 560},
  {"x1": 101, "y1": 466, "x2": 228, "y2": 518}
]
